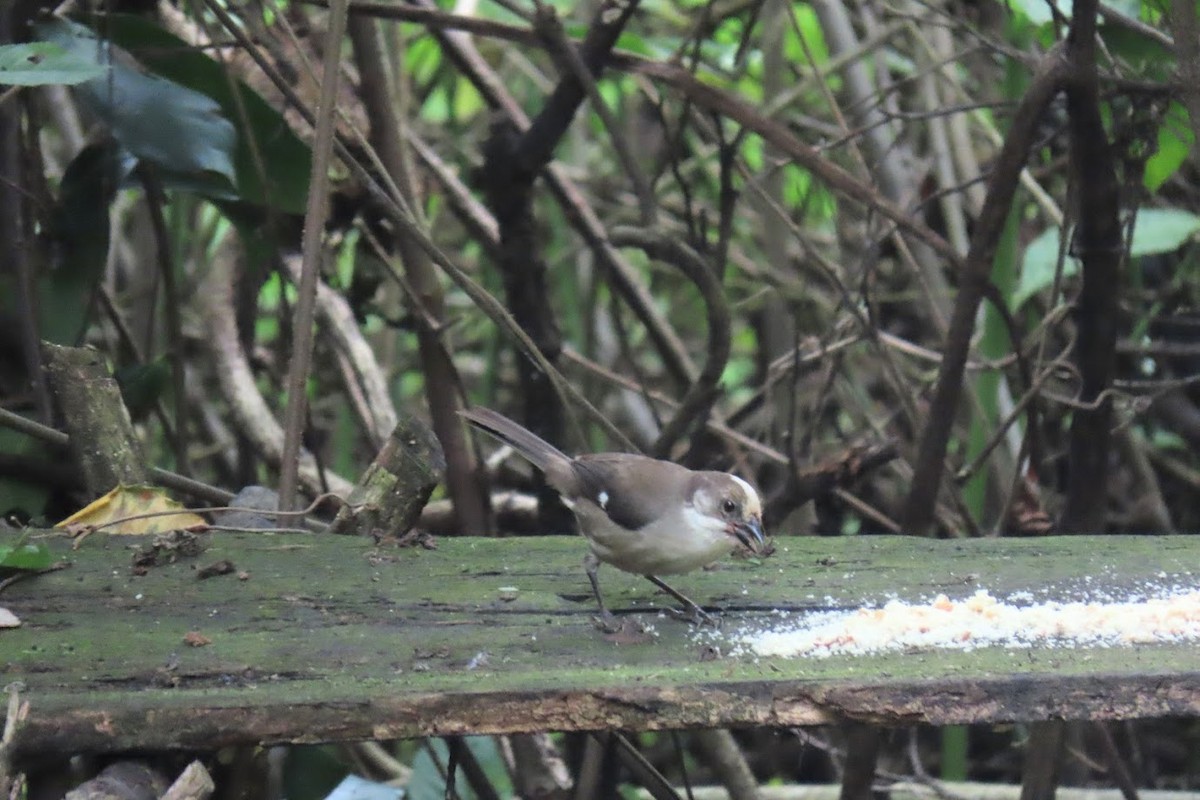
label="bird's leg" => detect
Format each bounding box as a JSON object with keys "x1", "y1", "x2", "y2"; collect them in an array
[
  {"x1": 584, "y1": 552, "x2": 621, "y2": 632},
  {"x1": 646, "y1": 576, "x2": 718, "y2": 627}
]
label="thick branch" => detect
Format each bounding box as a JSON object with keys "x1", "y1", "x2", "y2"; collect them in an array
[
  {"x1": 900, "y1": 46, "x2": 1070, "y2": 535},
  {"x1": 1058, "y1": 0, "x2": 1122, "y2": 533},
  {"x1": 476, "y1": 0, "x2": 642, "y2": 528},
  {"x1": 348, "y1": 14, "x2": 492, "y2": 534}
]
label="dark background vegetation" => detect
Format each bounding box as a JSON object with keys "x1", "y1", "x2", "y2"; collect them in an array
[{"x1": 1, "y1": 0, "x2": 1198, "y2": 795}]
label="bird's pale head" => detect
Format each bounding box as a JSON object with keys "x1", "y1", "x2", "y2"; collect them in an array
[{"x1": 687, "y1": 473, "x2": 766, "y2": 554}]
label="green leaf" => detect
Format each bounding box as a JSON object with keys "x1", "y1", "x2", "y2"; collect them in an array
[
  {"x1": 1004, "y1": 0, "x2": 1065, "y2": 26},
  {"x1": 1145, "y1": 103, "x2": 1192, "y2": 192},
  {"x1": 0, "y1": 41, "x2": 106, "y2": 85},
  {"x1": 741, "y1": 135, "x2": 763, "y2": 171},
  {"x1": 1099, "y1": 25, "x2": 1174, "y2": 76},
  {"x1": 1128, "y1": 208, "x2": 1200, "y2": 256},
  {"x1": 785, "y1": 5, "x2": 830, "y2": 66},
  {"x1": 39, "y1": 140, "x2": 126, "y2": 345},
  {"x1": 1016, "y1": 229, "x2": 1081, "y2": 309},
  {"x1": 325, "y1": 776, "x2": 402, "y2": 800},
  {"x1": 37, "y1": 19, "x2": 237, "y2": 188},
  {"x1": 408, "y1": 737, "x2": 513, "y2": 800},
  {"x1": 422, "y1": 86, "x2": 451, "y2": 124},
  {"x1": 452, "y1": 79, "x2": 484, "y2": 121},
  {"x1": 282, "y1": 745, "x2": 349, "y2": 800},
  {"x1": 782, "y1": 164, "x2": 813, "y2": 208},
  {"x1": 71, "y1": 14, "x2": 313, "y2": 213},
  {"x1": 614, "y1": 30, "x2": 651, "y2": 56},
  {"x1": 115, "y1": 358, "x2": 171, "y2": 421},
  {"x1": 0, "y1": 541, "x2": 52, "y2": 570},
  {"x1": 406, "y1": 35, "x2": 442, "y2": 86},
  {"x1": 1016, "y1": 209, "x2": 1200, "y2": 308}
]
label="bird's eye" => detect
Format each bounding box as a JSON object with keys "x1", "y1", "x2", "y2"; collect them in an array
[{"x1": 721, "y1": 499, "x2": 738, "y2": 515}]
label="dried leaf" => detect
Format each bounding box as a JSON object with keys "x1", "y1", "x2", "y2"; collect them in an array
[{"x1": 56, "y1": 485, "x2": 206, "y2": 535}]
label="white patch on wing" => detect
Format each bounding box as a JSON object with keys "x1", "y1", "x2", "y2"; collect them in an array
[
  {"x1": 597, "y1": 490, "x2": 609, "y2": 510},
  {"x1": 730, "y1": 474, "x2": 762, "y2": 514},
  {"x1": 560, "y1": 496, "x2": 577, "y2": 510}
]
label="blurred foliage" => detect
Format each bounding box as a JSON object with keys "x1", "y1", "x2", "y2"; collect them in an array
[
  {"x1": 0, "y1": 536, "x2": 51, "y2": 570},
  {"x1": 0, "y1": 40, "x2": 105, "y2": 85},
  {"x1": 3, "y1": 0, "x2": 1200, "y2": 792}
]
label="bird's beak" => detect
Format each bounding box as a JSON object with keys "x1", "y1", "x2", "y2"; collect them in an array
[{"x1": 731, "y1": 516, "x2": 766, "y2": 554}]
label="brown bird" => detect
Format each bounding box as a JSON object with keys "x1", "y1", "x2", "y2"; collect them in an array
[{"x1": 461, "y1": 407, "x2": 766, "y2": 627}]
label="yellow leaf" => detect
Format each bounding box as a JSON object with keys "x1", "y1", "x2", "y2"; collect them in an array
[{"x1": 56, "y1": 484, "x2": 207, "y2": 534}]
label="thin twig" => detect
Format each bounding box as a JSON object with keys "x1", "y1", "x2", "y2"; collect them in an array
[{"x1": 278, "y1": 0, "x2": 349, "y2": 512}]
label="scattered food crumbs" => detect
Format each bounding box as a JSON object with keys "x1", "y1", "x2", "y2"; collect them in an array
[
  {"x1": 183, "y1": 631, "x2": 212, "y2": 647},
  {"x1": 718, "y1": 586, "x2": 1200, "y2": 658},
  {"x1": 497, "y1": 586, "x2": 519, "y2": 602}
]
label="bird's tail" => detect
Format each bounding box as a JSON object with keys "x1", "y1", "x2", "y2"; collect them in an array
[{"x1": 459, "y1": 407, "x2": 571, "y2": 473}]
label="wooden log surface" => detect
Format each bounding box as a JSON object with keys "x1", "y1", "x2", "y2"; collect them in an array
[{"x1": 3, "y1": 531, "x2": 1199, "y2": 762}]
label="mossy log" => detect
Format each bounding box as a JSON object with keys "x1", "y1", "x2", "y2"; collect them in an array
[{"x1": 3, "y1": 532, "x2": 1199, "y2": 763}]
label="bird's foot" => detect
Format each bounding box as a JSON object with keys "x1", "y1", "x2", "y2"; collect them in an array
[
  {"x1": 591, "y1": 610, "x2": 624, "y2": 633},
  {"x1": 667, "y1": 604, "x2": 720, "y2": 628},
  {"x1": 644, "y1": 576, "x2": 719, "y2": 627},
  {"x1": 593, "y1": 613, "x2": 655, "y2": 639}
]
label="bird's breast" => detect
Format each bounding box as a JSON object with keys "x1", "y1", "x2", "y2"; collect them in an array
[{"x1": 574, "y1": 503, "x2": 734, "y2": 575}]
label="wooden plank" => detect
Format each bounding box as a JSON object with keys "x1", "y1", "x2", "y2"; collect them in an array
[{"x1": 3, "y1": 532, "x2": 1199, "y2": 761}]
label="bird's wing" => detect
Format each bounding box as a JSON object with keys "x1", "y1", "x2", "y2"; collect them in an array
[{"x1": 570, "y1": 454, "x2": 689, "y2": 531}]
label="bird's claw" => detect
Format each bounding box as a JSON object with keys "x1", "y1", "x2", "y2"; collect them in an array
[
  {"x1": 593, "y1": 612, "x2": 656, "y2": 638},
  {"x1": 668, "y1": 605, "x2": 721, "y2": 628},
  {"x1": 591, "y1": 611, "x2": 623, "y2": 633}
]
